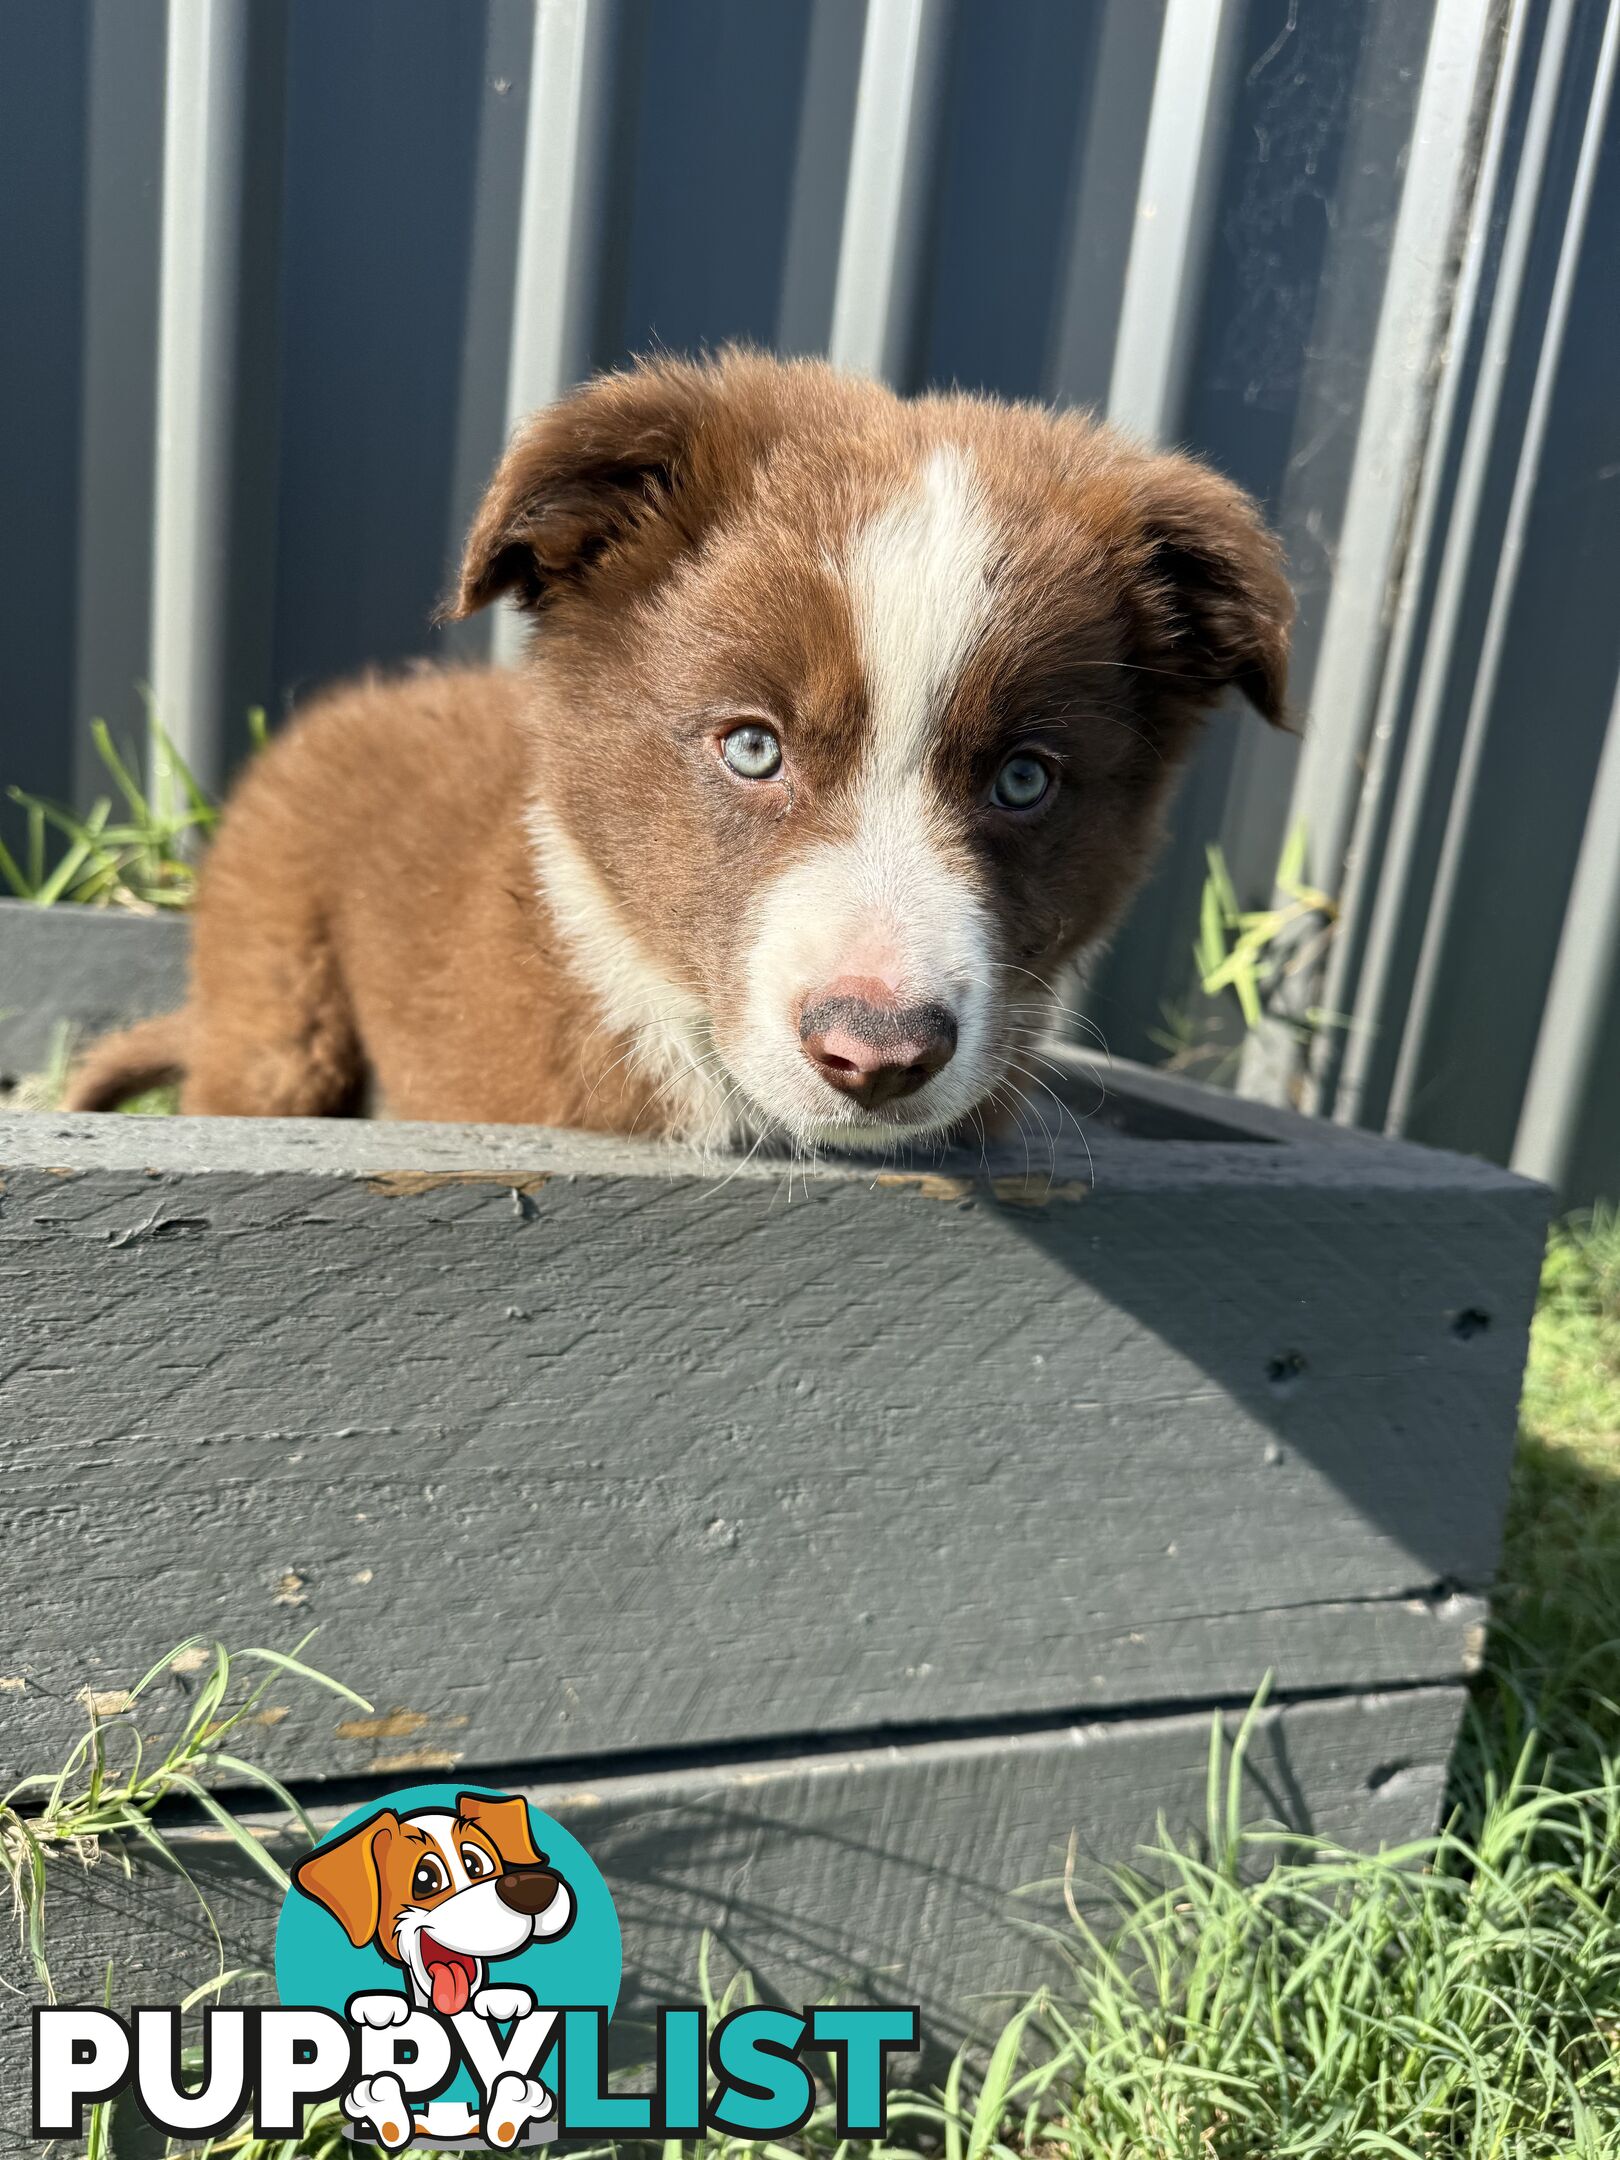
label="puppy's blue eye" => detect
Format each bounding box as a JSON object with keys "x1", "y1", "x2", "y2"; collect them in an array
[
  {"x1": 720, "y1": 723, "x2": 782, "y2": 781},
  {"x1": 991, "y1": 753, "x2": 1052, "y2": 810}
]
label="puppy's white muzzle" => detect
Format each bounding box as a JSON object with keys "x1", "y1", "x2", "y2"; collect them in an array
[{"x1": 730, "y1": 796, "x2": 996, "y2": 1143}]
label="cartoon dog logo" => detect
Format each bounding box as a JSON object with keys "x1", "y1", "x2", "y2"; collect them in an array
[{"x1": 293, "y1": 1791, "x2": 574, "y2": 2148}]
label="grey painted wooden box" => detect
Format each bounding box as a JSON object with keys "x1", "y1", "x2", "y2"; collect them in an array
[{"x1": 0, "y1": 901, "x2": 1547, "y2": 2132}]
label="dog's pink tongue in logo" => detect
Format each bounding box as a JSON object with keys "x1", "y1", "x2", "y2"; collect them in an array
[{"x1": 422, "y1": 1939, "x2": 474, "y2": 2016}]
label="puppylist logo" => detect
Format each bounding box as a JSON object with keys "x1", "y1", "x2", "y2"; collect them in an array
[{"x1": 33, "y1": 1783, "x2": 919, "y2": 2150}]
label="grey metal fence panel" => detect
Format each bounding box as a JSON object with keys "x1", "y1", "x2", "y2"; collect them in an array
[
  {"x1": 923, "y1": 0, "x2": 1109, "y2": 402},
  {"x1": 1274, "y1": 0, "x2": 1499, "y2": 1090},
  {"x1": 1325, "y1": 0, "x2": 1590, "y2": 1136},
  {"x1": 72, "y1": 0, "x2": 168, "y2": 806},
  {"x1": 269, "y1": 1, "x2": 493, "y2": 710},
  {"x1": 0, "y1": 0, "x2": 1614, "y2": 1203},
  {"x1": 1308, "y1": 0, "x2": 1551, "y2": 1133},
  {"x1": 1385, "y1": 0, "x2": 1618, "y2": 1163},
  {"x1": 1313, "y1": 0, "x2": 1619, "y2": 1195},
  {"x1": 0, "y1": 3, "x2": 93, "y2": 811},
  {"x1": 1083, "y1": 0, "x2": 1444, "y2": 1069},
  {"x1": 1515, "y1": 660, "x2": 1620, "y2": 1194}
]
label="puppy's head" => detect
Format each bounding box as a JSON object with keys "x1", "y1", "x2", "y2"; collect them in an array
[
  {"x1": 293, "y1": 1793, "x2": 573, "y2": 2015},
  {"x1": 453, "y1": 351, "x2": 1292, "y2": 1148}
]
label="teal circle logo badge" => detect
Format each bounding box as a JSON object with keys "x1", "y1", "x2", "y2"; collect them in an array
[{"x1": 275, "y1": 1784, "x2": 621, "y2": 2149}]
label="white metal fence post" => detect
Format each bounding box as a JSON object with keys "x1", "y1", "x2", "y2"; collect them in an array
[
  {"x1": 827, "y1": 0, "x2": 952, "y2": 382},
  {"x1": 491, "y1": 0, "x2": 619, "y2": 670},
  {"x1": 1105, "y1": 0, "x2": 1245, "y2": 442},
  {"x1": 147, "y1": 0, "x2": 252, "y2": 795}
]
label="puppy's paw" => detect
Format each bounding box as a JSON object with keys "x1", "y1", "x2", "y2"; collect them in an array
[
  {"x1": 347, "y1": 1991, "x2": 412, "y2": 2028},
  {"x1": 344, "y1": 2074, "x2": 414, "y2": 2150},
  {"x1": 472, "y1": 1984, "x2": 535, "y2": 2024},
  {"x1": 483, "y1": 2072, "x2": 553, "y2": 2148}
]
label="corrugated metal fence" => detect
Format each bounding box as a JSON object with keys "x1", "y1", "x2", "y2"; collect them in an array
[{"x1": 2, "y1": 0, "x2": 1615, "y2": 1201}]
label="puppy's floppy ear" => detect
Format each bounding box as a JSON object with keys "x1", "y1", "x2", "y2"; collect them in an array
[
  {"x1": 292, "y1": 1808, "x2": 399, "y2": 1947},
  {"x1": 451, "y1": 358, "x2": 732, "y2": 619},
  {"x1": 1118, "y1": 449, "x2": 1293, "y2": 726},
  {"x1": 456, "y1": 1790, "x2": 544, "y2": 1867}
]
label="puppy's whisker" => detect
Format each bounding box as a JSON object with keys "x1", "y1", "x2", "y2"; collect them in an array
[
  {"x1": 1006, "y1": 1042, "x2": 1090, "y2": 1089},
  {"x1": 1020, "y1": 1065, "x2": 1094, "y2": 1186},
  {"x1": 993, "y1": 1075, "x2": 1040, "y2": 1187},
  {"x1": 994, "y1": 962, "x2": 1111, "y2": 1058},
  {"x1": 705, "y1": 1118, "x2": 771, "y2": 1196},
  {"x1": 965, "y1": 1101, "x2": 991, "y2": 1176},
  {"x1": 947, "y1": 960, "x2": 1109, "y2": 1064}
]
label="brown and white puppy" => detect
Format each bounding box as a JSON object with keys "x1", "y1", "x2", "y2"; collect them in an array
[{"x1": 66, "y1": 350, "x2": 1291, "y2": 1146}]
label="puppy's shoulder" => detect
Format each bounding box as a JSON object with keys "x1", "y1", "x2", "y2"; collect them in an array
[
  {"x1": 270, "y1": 664, "x2": 529, "y2": 777},
  {"x1": 207, "y1": 666, "x2": 531, "y2": 894}
]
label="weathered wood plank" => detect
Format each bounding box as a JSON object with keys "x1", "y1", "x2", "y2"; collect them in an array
[
  {"x1": 0, "y1": 1686, "x2": 1466, "y2": 2154},
  {"x1": 0, "y1": 1081, "x2": 1542, "y2": 1787},
  {"x1": 0, "y1": 901, "x2": 188, "y2": 1081}
]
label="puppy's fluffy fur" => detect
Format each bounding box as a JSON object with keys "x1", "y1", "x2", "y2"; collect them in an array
[{"x1": 68, "y1": 351, "x2": 1291, "y2": 1145}]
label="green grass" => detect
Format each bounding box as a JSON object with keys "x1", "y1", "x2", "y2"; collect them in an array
[
  {"x1": 976, "y1": 1738, "x2": 1620, "y2": 2154},
  {"x1": 0, "y1": 708, "x2": 264, "y2": 913},
  {"x1": 1151, "y1": 827, "x2": 1344, "y2": 1093},
  {"x1": 1498, "y1": 1206, "x2": 1620, "y2": 1725},
  {"x1": 0, "y1": 714, "x2": 234, "y2": 1113},
  {"x1": 0, "y1": 1637, "x2": 371, "y2": 2002},
  {"x1": 3, "y1": 1016, "x2": 178, "y2": 1115}
]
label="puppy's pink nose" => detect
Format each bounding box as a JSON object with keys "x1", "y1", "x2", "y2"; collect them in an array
[{"x1": 799, "y1": 977, "x2": 957, "y2": 1110}]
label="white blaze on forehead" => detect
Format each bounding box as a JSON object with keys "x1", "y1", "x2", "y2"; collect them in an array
[
  {"x1": 726, "y1": 448, "x2": 1006, "y2": 1144},
  {"x1": 843, "y1": 443, "x2": 999, "y2": 783}
]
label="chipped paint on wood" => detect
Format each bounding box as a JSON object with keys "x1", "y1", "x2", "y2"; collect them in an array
[
  {"x1": 76, "y1": 1687, "x2": 134, "y2": 1716},
  {"x1": 336, "y1": 1710, "x2": 430, "y2": 1741},
  {"x1": 988, "y1": 1175, "x2": 1090, "y2": 1207},
  {"x1": 874, "y1": 1171, "x2": 977, "y2": 1201},
  {"x1": 363, "y1": 1170, "x2": 551, "y2": 1200},
  {"x1": 872, "y1": 1170, "x2": 1089, "y2": 1206}
]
